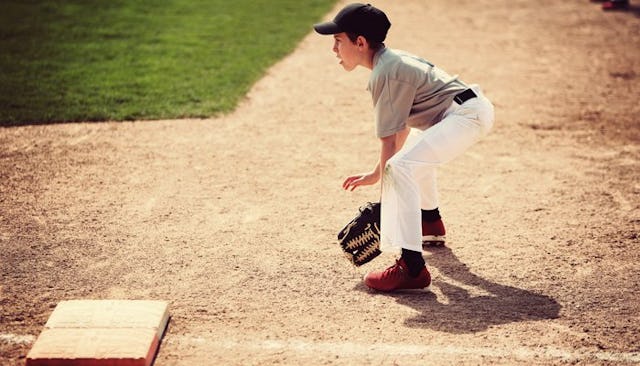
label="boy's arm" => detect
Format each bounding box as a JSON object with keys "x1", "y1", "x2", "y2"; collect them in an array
[
  {"x1": 343, "y1": 126, "x2": 410, "y2": 191},
  {"x1": 376, "y1": 126, "x2": 409, "y2": 178}
]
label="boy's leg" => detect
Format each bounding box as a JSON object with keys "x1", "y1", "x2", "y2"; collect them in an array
[
  {"x1": 380, "y1": 90, "x2": 494, "y2": 253},
  {"x1": 380, "y1": 117, "x2": 484, "y2": 253},
  {"x1": 366, "y1": 91, "x2": 493, "y2": 291},
  {"x1": 402, "y1": 129, "x2": 446, "y2": 247}
]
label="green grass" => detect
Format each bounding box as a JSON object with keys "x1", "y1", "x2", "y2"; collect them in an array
[{"x1": 0, "y1": 0, "x2": 336, "y2": 125}]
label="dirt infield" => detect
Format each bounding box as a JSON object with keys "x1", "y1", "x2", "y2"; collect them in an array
[{"x1": 1, "y1": 0, "x2": 639, "y2": 365}]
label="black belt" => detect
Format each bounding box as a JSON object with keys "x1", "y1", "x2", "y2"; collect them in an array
[{"x1": 453, "y1": 89, "x2": 477, "y2": 104}]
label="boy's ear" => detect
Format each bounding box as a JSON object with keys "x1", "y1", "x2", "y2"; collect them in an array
[{"x1": 356, "y1": 35, "x2": 368, "y2": 49}]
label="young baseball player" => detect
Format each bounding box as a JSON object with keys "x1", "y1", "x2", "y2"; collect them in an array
[{"x1": 314, "y1": 3, "x2": 494, "y2": 291}]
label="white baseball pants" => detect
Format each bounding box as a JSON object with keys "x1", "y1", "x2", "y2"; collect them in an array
[{"x1": 380, "y1": 85, "x2": 495, "y2": 253}]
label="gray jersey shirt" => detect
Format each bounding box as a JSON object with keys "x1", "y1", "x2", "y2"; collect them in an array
[{"x1": 368, "y1": 47, "x2": 467, "y2": 138}]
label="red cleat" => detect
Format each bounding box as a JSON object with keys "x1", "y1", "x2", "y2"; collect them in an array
[
  {"x1": 364, "y1": 258, "x2": 431, "y2": 292},
  {"x1": 422, "y1": 218, "x2": 446, "y2": 248}
]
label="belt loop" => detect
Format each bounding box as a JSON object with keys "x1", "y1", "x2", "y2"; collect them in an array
[{"x1": 454, "y1": 89, "x2": 477, "y2": 105}]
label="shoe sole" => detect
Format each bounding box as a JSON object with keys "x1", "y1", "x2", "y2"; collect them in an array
[
  {"x1": 391, "y1": 284, "x2": 432, "y2": 293},
  {"x1": 363, "y1": 274, "x2": 432, "y2": 292},
  {"x1": 364, "y1": 284, "x2": 433, "y2": 293},
  {"x1": 422, "y1": 235, "x2": 445, "y2": 249}
]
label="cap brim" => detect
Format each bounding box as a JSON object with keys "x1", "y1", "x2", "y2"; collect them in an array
[{"x1": 313, "y1": 21, "x2": 342, "y2": 35}]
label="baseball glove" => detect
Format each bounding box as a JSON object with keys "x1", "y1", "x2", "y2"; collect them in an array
[{"x1": 337, "y1": 202, "x2": 381, "y2": 266}]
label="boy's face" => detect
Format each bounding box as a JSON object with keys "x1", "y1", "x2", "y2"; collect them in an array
[{"x1": 332, "y1": 32, "x2": 363, "y2": 71}]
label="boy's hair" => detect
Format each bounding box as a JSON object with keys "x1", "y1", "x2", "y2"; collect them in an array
[{"x1": 346, "y1": 32, "x2": 385, "y2": 51}]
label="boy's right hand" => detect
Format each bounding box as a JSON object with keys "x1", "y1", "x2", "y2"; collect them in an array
[{"x1": 342, "y1": 172, "x2": 380, "y2": 191}]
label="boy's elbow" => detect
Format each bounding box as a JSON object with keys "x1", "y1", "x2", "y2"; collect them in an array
[{"x1": 380, "y1": 134, "x2": 396, "y2": 147}]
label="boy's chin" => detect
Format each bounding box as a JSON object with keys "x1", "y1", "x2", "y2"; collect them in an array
[{"x1": 340, "y1": 63, "x2": 356, "y2": 72}]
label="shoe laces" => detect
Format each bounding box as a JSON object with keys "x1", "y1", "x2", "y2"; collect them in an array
[{"x1": 381, "y1": 259, "x2": 407, "y2": 280}]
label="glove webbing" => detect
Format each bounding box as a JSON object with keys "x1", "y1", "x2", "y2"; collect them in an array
[{"x1": 344, "y1": 222, "x2": 379, "y2": 250}]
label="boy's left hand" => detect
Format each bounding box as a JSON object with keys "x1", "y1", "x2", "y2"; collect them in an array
[{"x1": 342, "y1": 172, "x2": 379, "y2": 191}]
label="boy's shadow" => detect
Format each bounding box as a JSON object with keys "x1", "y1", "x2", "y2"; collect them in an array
[{"x1": 356, "y1": 247, "x2": 561, "y2": 334}]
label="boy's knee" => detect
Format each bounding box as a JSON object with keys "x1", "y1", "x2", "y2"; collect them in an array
[{"x1": 385, "y1": 156, "x2": 411, "y2": 178}]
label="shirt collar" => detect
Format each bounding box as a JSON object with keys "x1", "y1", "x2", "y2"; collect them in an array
[{"x1": 372, "y1": 46, "x2": 387, "y2": 68}]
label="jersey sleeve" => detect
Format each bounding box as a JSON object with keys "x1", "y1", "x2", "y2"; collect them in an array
[{"x1": 370, "y1": 75, "x2": 416, "y2": 138}]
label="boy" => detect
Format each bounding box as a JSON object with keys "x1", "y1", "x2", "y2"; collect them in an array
[{"x1": 314, "y1": 3, "x2": 494, "y2": 292}]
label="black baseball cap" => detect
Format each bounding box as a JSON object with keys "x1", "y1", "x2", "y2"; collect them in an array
[{"x1": 313, "y1": 3, "x2": 391, "y2": 43}]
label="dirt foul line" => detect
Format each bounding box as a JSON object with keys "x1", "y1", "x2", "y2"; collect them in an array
[{"x1": 172, "y1": 336, "x2": 640, "y2": 363}]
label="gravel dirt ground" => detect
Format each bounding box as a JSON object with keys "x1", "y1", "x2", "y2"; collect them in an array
[{"x1": 1, "y1": 0, "x2": 639, "y2": 365}]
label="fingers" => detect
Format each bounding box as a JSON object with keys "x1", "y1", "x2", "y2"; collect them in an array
[
  {"x1": 347, "y1": 180, "x2": 361, "y2": 191},
  {"x1": 342, "y1": 175, "x2": 362, "y2": 191}
]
